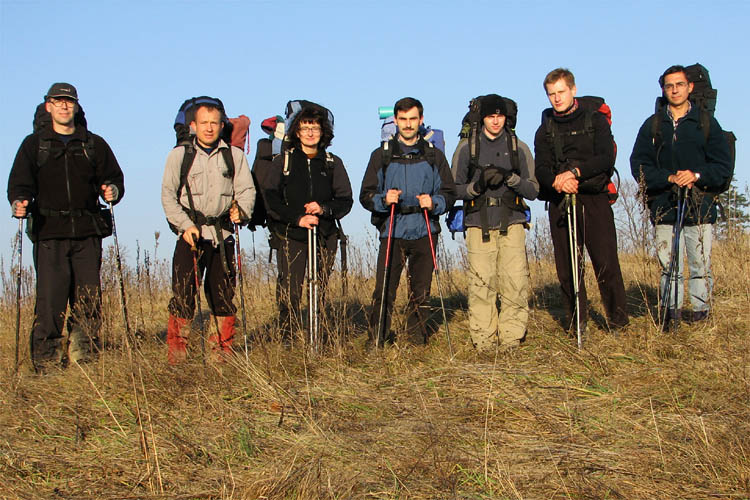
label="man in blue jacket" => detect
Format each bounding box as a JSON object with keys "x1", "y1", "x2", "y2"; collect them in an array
[
  {"x1": 630, "y1": 65, "x2": 732, "y2": 329},
  {"x1": 360, "y1": 97, "x2": 456, "y2": 345}
]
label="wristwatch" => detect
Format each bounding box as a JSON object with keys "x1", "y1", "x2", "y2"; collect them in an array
[{"x1": 694, "y1": 172, "x2": 701, "y2": 181}]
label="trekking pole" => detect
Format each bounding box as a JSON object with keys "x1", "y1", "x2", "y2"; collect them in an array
[
  {"x1": 313, "y1": 225, "x2": 319, "y2": 349},
  {"x1": 232, "y1": 201, "x2": 249, "y2": 361},
  {"x1": 307, "y1": 226, "x2": 318, "y2": 351},
  {"x1": 660, "y1": 187, "x2": 687, "y2": 333},
  {"x1": 375, "y1": 203, "x2": 396, "y2": 348},
  {"x1": 423, "y1": 208, "x2": 453, "y2": 359},
  {"x1": 190, "y1": 238, "x2": 206, "y2": 366},
  {"x1": 109, "y1": 202, "x2": 131, "y2": 337},
  {"x1": 14, "y1": 217, "x2": 23, "y2": 374},
  {"x1": 566, "y1": 194, "x2": 582, "y2": 349}
]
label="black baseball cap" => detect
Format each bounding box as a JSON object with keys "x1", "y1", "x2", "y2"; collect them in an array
[{"x1": 45, "y1": 82, "x2": 78, "y2": 101}]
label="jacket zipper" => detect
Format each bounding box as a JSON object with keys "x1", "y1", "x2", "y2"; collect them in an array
[{"x1": 63, "y1": 148, "x2": 76, "y2": 235}]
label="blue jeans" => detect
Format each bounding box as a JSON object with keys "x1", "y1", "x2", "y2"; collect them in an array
[{"x1": 655, "y1": 223, "x2": 713, "y2": 312}]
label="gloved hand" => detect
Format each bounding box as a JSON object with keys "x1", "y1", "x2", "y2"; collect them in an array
[{"x1": 483, "y1": 166, "x2": 505, "y2": 188}]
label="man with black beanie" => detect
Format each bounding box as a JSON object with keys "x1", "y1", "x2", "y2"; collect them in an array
[
  {"x1": 534, "y1": 69, "x2": 629, "y2": 336},
  {"x1": 452, "y1": 94, "x2": 538, "y2": 352}
]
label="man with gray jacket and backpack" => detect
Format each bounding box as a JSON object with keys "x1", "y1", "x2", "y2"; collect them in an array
[
  {"x1": 452, "y1": 94, "x2": 538, "y2": 352},
  {"x1": 161, "y1": 99, "x2": 255, "y2": 364}
]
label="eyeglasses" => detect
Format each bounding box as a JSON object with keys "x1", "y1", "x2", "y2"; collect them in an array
[
  {"x1": 299, "y1": 126, "x2": 322, "y2": 134},
  {"x1": 663, "y1": 81, "x2": 688, "y2": 92},
  {"x1": 49, "y1": 98, "x2": 76, "y2": 108}
]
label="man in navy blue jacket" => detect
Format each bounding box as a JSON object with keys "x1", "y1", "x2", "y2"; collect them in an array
[
  {"x1": 630, "y1": 65, "x2": 731, "y2": 328},
  {"x1": 360, "y1": 97, "x2": 456, "y2": 345}
]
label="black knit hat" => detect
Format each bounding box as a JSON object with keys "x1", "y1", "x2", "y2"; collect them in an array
[
  {"x1": 45, "y1": 82, "x2": 78, "y2": 101},
  {"x1": 480, "y1": 94, "x2": 507, "y2": 119}
]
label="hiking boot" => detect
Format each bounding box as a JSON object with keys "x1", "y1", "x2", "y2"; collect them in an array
[
  {"x1": 68, "y1": 327, "x2": 99, "y2": 365},
  {"x1": 687, "y1": 309, "x2": 709, "y2": 323},
  {"x1": 209, "y1": 316, "x2": 236, "y2": 362},
  {"x1": 166, "y1": 315, "x2": 190, "y2": 365},
  {"x1": 661, "y1": 309, "x2": 681, "y2": 332}
]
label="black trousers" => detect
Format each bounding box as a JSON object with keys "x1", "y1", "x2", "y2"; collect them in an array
[
  {"x1": 31, "y1": 237, "x2": 102, "y2": 361},
  {"x1": 369, "y1": 236, "x2": 435, "y2": 342},
  {"x1": 548, "y1": 193, "x2": 629, "y2": 327},
  {"x1": 275, "y1": 231, "x2": 337, "y2": 334},
  {"x1": 168, "y1": 237, "x2": 236, "y2": 319}
]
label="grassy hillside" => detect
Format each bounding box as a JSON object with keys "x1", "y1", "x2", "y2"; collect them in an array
[{"x1": 1, "y1": 227, "x2": 748, "y2": 499}]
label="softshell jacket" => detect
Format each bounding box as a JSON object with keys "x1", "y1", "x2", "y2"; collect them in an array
[
  {"x1": 630, "y1": 105, "x2": 732, "y2": 225},
  {"x1": 7, "y1": 125, "x2": 125, "y2": 240},
  {"x1": 161, "y1": 138, "x2": 255, "y2": 245},
  {"x1": 264, "y1": 147, "x2": 353, "y2": 242},
  {"x1": 452, "y1": 129, "x2": 538, "y2": 229},
  {"x1": 533, "y1": 104, "x2": 615, "y2": 203},
  {"x1": 360, "y1": 137, "x2": 456, "y2": 240}
]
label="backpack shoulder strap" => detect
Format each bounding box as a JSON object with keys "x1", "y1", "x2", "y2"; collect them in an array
[
  {"x1": 37, "y1": 138, "x2": 51, "y2": 168},
  {"x1": 700, "y1": 110, "x2": 711, "y2": 142},
  {"x1": 507, "y1": 129, "x2": 521, "y2": 173},
  {"x1": 283, "y1": 147, "x2": 293, "y2": 176},
  {"x1": 650, "y1": 112, "x2": 663, "y2": 148},
  {"x1": 220, "y1": 145, "x2": 235, "y2": 179},
  {"x1": 177, "y1": 144, "x2": 197, "y2": 208},
  {"x1": 381, "y1": 139, "x2": 394, "y2": 175},
  {"x1": 82, "y1": 132, "x2": 96, "y2": 166},
  {"x1": 424, "y1": 139, "x2": 436, "y2": 168}
]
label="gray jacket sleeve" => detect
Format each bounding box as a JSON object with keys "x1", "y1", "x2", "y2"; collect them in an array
[
  {"x1": 451, "y1": 138, "x2": 479, "y2": 201},
  {"x1": 509, "y1": 139, "x2": 539, "y2": 201},
  {"x1": 161, "y1": 147, "x2": 194, "y2": 234}
]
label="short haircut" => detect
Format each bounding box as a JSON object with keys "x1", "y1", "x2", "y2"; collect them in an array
[
  {"x1": 543, "y1": 68, "x2": 575, "y2": 91},
  {"x1": 289, "y1": 105, "x2": 334, "y2": 150},
  {"x1": 394, "y1": 97, "x2": 423, "y2": 118},
  {"x1": 193, "y1": 104, "x2": 226, "y2": 122},
  {"x1": 659, "y1": 65, "x2": 688, "y2": 88}
]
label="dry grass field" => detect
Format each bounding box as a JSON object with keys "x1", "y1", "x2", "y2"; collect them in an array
[{"x1": 1, "y1": 221, "x2": 749, "y2": 499}]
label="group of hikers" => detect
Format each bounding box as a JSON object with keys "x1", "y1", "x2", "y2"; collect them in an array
[{"x1": 7, "y1": 64, "x2": 734, "y2": 372}]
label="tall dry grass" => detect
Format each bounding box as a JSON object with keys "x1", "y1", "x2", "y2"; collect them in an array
[{"x1": 1, "y1": 190, "x2": 749, "y2": 499}]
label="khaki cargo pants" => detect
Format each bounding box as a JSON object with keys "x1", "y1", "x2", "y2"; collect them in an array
[{"x1": 466, "y1": 225, "x2": 530, "y2": 352}]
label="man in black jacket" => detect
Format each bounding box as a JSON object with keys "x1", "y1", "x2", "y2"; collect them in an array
[
  {"x1": 8, "y1": 83, "x2": 125, "y2": 371},
  {"x1": 264, "y1": 103, "x2": 353, "y2": 342},
  {"x1": 630, "y1": 65, "x2": 731, "y2": 328},
  {"x1": 534, "y1": 69, "x2": 628, "y2": 334}
]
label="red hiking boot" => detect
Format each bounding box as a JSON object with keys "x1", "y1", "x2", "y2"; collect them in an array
[
  {"x1": 209, "y1": 316, "x2": 236, "y2": 361},
  {"x1": 167, "y1": 315, "x2": 190, "y2": 365}
]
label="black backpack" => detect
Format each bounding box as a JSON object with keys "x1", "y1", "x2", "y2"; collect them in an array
[{"x1": 651, "y1": 63, "x2": 736, "y2": 194}]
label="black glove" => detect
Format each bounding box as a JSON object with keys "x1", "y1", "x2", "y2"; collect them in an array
[{"x1": 483, "y1": 166, "x2": 505, "y2": 188}]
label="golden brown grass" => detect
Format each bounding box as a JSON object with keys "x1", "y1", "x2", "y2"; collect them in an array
[{"x1": 1, "y1": 228, "x2": 749, "y2": 499}]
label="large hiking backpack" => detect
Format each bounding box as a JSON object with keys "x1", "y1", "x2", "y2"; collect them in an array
[
  {"x1": 651, "y1": 63, "x2": 736, "y2": 194},
  {"x1": 539, "y1": 95, "x2": 619, "y2": 204},
  {"x1": 446, "y1": 94, "x2": 530, "y2": 240},
  {"x1": 168, "y1": 96, "x2": 251, "y2": 234}
]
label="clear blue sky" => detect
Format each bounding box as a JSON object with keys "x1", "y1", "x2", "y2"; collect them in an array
[{"x1": 1, "y1": 0, "x2": 746, "y2": 266}]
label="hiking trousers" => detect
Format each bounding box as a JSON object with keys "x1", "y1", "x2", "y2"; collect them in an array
[
  {"x1": 31, "y1": 236, "x2": 102, "y2": 363},
  {"x1": 466, "y1": 225, "x2": 529, "y2": 350},
  {"x1": 275, "y1": 232, "x2": 337, "y2": 336},
  {"x1": 168, "y1": 236, "x2": 236, "y2": 319},
  {"x1": 655, "y1": 223, "x2": 713, "y2": 313},
  {"x1": 548, "y1": 193, "x2": 629, "y2": 329},
  {"x1": 369, "y1": 236, "x2": 435, "y2": 343}
]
